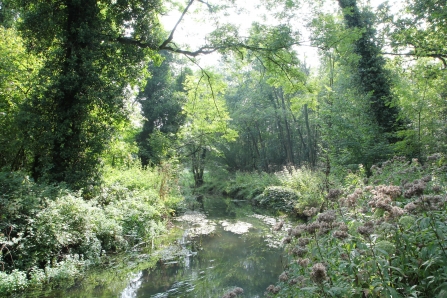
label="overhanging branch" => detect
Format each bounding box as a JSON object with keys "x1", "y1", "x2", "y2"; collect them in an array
[
  {"x1": 382, "y1": 51, "x2": 447, "y2": 68},
  {"x1": 158, "y1": 0, "x2": 195, "y2": 50}
]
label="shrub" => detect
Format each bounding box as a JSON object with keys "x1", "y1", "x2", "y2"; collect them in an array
[
  {"x1": 276, "y1": 167, "x2": 325, "y2": 214},
  {"x1": 0, "y1": 164, "x2": 180, "y2": 296},
  {"x1": 225, "y1": 171, "x2": 280, "y2": 200},
  {"x1": 369, "y1": 156, "x2": 424, "y2": 187},
  {"x1": 0, "y1": 269, "x2": 27, "y2": 294},
  {"x1": 17, "y1": 194, "x2": 104, "y2": 269},
  {"x1": 104, "y1": 195, "x2": 165, "y2": 245},
  {"x1": 254, "y1": 186, "x2": 298, "y2": 213}
]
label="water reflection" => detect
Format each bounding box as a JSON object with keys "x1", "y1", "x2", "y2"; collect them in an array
[
  {"x1": 121, "y1": 272, "x2": 143, "y2": 298},
  {"x1": 121, "y1": 197, "x2": 289, "y2": 297},
  {"x1": 33, "y1": 198, "x2": 289, "y2": 298}
]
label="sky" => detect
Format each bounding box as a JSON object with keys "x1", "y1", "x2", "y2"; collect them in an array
[{"x1": 160, "y1": 0, "x2": 405, "y2": 68}]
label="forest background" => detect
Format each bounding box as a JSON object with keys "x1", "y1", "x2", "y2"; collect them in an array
[{"x1": 1, "y1": 0, "x2": 447, "y2": 296}]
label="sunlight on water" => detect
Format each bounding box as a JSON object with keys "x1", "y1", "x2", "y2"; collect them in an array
[
  {"x1": 118, "y1": 197, "x2": 291, "y2": 297},
  {"x1": 121, "y1": 272, "x2": 143, "y2": 298}
]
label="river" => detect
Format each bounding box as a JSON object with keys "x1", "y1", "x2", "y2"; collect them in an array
[{"x1": 30, "y1": 197, "x2": 290, "y2": 297}]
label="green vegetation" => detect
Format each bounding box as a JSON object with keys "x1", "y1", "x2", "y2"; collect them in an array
[
  {"x1": 1, "y1": 0, "x2": 447, "y2": 296},
  {"x1": 0, "y1": 164, "x2": 182, "y2": 295},
  {"x1": 265, "y1": 155, "x2": 447, "y2": 297}
]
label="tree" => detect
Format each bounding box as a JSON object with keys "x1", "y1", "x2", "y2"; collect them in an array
[
  {"x1": 0, "y1": 26, "x2": 40, "y2": 170},
  {"x1": 310, "y1": 7, "x2": 392, "y2": 171},
  {"x1": 222, "y1": 54, "x2": 316, "y2": 172},
  {"x1": 392, "y1": 59, "x2": 447, "y2": 158},
  {"x1": 9, "y1": 0, "x2": 305, "y2": 188},
  {"x1": 0, "y1": 0, "x2": 17, "y2": 27},
  {"x1": 180, "y1": 71, "x2": 237, "y2": 187},
  {"x1": 379, "y1": 0, "x2": 447, "y2": 158},
  {"x1": 389, "y1": 0, "x2": 447, "y2": 67},
  {"x1": 12, "y1": 0, "x2": 164, "y2": 188},
  {"x1": 136, "y1": 52, "x2": 190, "y2": 167},
  {"x1": 337, "y1": 0, "x2": 400, "y2": 141}
]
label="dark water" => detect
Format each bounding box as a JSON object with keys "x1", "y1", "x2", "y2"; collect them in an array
[{"x1": 33, "y1": 197, "x2": 289, "y2": 298}]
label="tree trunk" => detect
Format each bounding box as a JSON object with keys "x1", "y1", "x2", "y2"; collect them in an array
[
  {"x1": 255, "y1": 121, "x2": 270, "y2": 171},
  {"x1": 278, "y1": 88, "x2": 294, "y2": 165},
  {"x1": 192, "y1": 147, "x2": 206, "y2": 187},
  {"x1": 304, "y1": 104, "x2": 316, "y2": 168},
  {"x1": 270, "y1": 90, "x2": 288, "y2": 166}
]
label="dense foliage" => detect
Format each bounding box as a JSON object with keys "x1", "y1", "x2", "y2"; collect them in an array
[
  {"x1": 136, "y1": 52, "x2": 190, "y2": 167},
  {"x1": 265, "y1": 155, "x2": 447, "y2": 297},
  {"x1": 11, "y1": 0, "x2": 164, "y2": 189},
  {"x1": 0, "y1": 164, "x2": 182, "y2": 295},
  {"x1": 1, "y1": 0, "x2": 447, "y2": 296}
]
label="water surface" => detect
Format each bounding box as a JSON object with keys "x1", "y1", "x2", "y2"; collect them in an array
[
  {"x1": 123, "y1": 197, "x2": 289, "y2": 297},
  {"x1": 32, "y1": 197, "x2": 289, "y2": 298}
]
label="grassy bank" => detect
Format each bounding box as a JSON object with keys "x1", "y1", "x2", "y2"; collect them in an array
[
  {"x1": 197, "y1": 157, "x2": 447, "y2": 296},
  {"x1": 197, "y1": 166, "x2": 326, "y2": 218}
]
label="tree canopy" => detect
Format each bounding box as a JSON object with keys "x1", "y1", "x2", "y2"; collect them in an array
[{"x1": 0, "y1": 0, "x2": 445, "y2": 185}]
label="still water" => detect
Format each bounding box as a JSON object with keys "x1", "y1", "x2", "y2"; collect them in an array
[{"x1": 35, "y1": 197, "x2": 290, "y2": 297}]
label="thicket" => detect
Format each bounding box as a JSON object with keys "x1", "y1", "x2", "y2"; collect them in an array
[
  {"x1": 0, "y1": 164, "x2": 182, "y2": 296},
  {"x1": 265, "y1": 155, "x2": 447, "y2": 297},
  {"x1": 199, "y1": 166, "x2": 325, "y2": 218}
]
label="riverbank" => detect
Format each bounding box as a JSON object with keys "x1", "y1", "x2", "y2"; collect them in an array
[
  {"x1": 0, "y1": 165, "x2": 183, "y2": 296},
  {"x1": 9, "y1": 197, "x2": 294, "y2": 297},
  {"x1": 3, "y1": 155, "x2": 446, "y2": 297},
  {"x1": 265, "y1": 156, "x2": 447, "y2": 297}
]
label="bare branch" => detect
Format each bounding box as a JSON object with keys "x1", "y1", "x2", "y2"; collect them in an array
[
  {"x1": 197, "y1": 0, "x2": 213, "y2": 12},
  {"x1": 159, "y1": 0, "x2": 195, "y2": 50}
]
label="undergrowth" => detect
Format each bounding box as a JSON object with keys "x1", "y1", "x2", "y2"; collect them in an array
[
  {"x1": 0, "y1": 163, "x2": 182, "y2": 296},
  {"x1": 200, "y1": 166, "x2": 324, "y2": 218},
  {"x1": 266, "y1": 155, "x2": 447, "y2": 297}
]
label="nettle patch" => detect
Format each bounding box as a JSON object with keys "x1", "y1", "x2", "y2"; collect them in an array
[{"x1": 266, "y1": 155, "x2": 447, "y2": 297}]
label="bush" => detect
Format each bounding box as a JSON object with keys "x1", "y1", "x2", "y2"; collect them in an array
[
  {"x1": 276, "y1": 167, "x2": 325, "y2": 215},
  {"x1": 0, "y1": 163, "x2": 181, "y2": 296},
  {"x1": 254, "y1": 186, "x2": 299, "y2": 213},
  {"x1": 225, "y1": 171, "x2": 280, "y2": 200},
  {"x1": 104, "y1": 195, "x2": 165, "y2": 245},
  {"x1": 0, "y1": 269, "x2": 27, "y2": 294},
  {"x1": 369, "y1": 156, "x2": 424, "y2": 186},
  {"x1": 18, "y1": 194, "x2": 103, "y2": 268}
]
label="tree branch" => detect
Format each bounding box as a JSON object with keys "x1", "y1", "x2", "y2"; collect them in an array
[
  {"x1": 197, "y1": 0, "x2": 213, "y2": 12},
  {"x1": 161, "y1": 45, "x2": 218, "y2": 56},
  {"x1": 158, "y1": 0, "x2": 195, "y2": 50},
  {"x1": 117, "y1": 20, "x2": 303, "y2": 59},
  {"x1": 382, "y1": 51, "x2": 447, "y2": 68}
]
